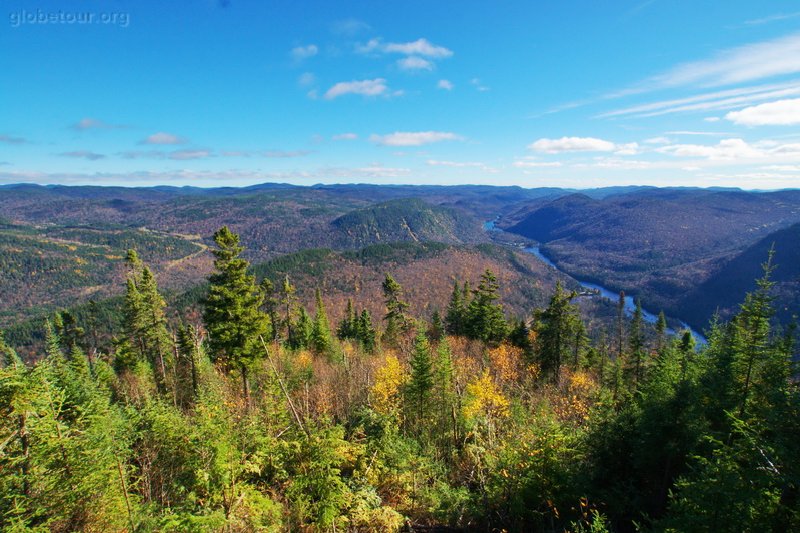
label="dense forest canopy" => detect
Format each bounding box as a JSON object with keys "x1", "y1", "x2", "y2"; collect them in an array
[{"x1": 1, "y1": 226, "x2": 797, "y2": 532}]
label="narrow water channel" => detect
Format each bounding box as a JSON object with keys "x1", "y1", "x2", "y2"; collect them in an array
[{"x1": 484, "y1": 218, "x2": 707, "y2": 345}]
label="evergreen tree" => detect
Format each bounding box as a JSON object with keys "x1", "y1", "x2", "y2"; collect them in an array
[
  {"x1": 655, "y1": 310, "x2": 668, "y2": 353},
  {"x1": 356, "y1": 309, "x2": 377, "y2": 353},
  {"x1": 203, "y1": 226, "x2": 270, "y2": 403},
  {"x1": 288, "y1": 307, "x2": 314, "y2": 350},
  {"x1": 464, "y1": 269, "x2": 508, "y2": 344},
  {"x1": 382, "y1": 274, "x2": 411, "y2": 346},
  {"x1": 405, "y1": 329, "x2": 434, "y2": 434},
  {"x1": 445, "y1": 280, "x2": 466, "y2": 335},
  {"x1": 336, "y1": 298, "x2": 357, "y2": 340},
  {"x1": 534, "y1": 281, "x2": 581, "y2": 383},
  {"x1": 428, "y1": 310, "x2": 444, "y2": 342},
  {"x1": 626, "y1": 299, "x2": 646, "y2": 386},
  {"x1": 0, "y1": 329, "x2": 21, "y2": 369},
  {"x1": 311, "y1": 288, "x2": 333, "y2": 355},
  {"x1": 281, "y1": 275, "x2": 298, "y2": 343},
  {"x1": 508, "y1": 318, "x2": 535, "y2": 360},
  {"x1": 122, "y1": 252, "x2": 173, "y2": 396},
  {"x1": 260, "y1": 278, "x2": 280, "y2": 341}
]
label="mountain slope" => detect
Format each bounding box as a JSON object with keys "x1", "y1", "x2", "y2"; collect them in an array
[
  {"x1": 330, "y1": 198, "x2": 486, "y2": 248},
  {"x1": 677, "y1": 222, "x2": 800, "y2": 328}
]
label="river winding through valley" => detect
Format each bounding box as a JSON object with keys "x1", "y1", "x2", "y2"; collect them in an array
[{"x1": 484, "y1": 218, "x2": 707, "y2": 345}]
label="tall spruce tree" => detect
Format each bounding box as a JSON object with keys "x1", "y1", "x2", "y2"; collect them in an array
[
  {"x1": 203, "y1": 226, "x2": 270, "y2": 403},
  {"x1": 534, "y1": 281, "x2": 581, "y2": 383},
  {"x1": 406, "y1": 329, "x2": 434, "y2": 435},
  {"x1": 311, "y1": 288, "x2": 333, "y2": 355},
  {"x1": 445, "y1": 280, "x2": 466, "y2": 335},
  {"x1": 465, "y1": 270, "x2": 507, "y2": 344},
  {"x1": 382, "y1": 274, "x2": 411, "y2": 346}
]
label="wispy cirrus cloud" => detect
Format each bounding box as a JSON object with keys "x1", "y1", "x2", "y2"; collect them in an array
[
  {"x1": 324, "y1": 78, "x2": 390, "y2": 99},
  {"x1": 58, "y1": 150, "x2": 105, "y2": 160},
  {"x1": 598, "y1": 80, "x2": 800, "y2": 118},
  {"x1": 631, "y1": 31, "x2": 800, "y2": 91},
  {"x1": 370, "y1": 131, "x2": 463, "y2": 146},
  {"x1": 140, "y1": 132, "x2": 187, "y2": 145},
  {"x1": 725, "y1": 97, "x2": 800, "y2": 125},
  {"x1": 332, "y1": 133, "x2": 358, "y2": 141}
]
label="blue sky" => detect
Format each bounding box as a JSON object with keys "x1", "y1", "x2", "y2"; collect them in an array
[{"x1": 2, "y1": 0, "x2": 800, "y2": 189}]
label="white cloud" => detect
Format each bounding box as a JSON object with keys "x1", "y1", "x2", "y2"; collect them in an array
[
  {"x1": 370, "y1": 131, "x2": 463, "y2": 146},
  {"x1": 646, "y1": 32, "x2": 800, "y2": 89},
  {"x1": 704, "y1": 117, "x2": 721, "y2": 122},
  {"x1": 140, "y1": 132, "x2": 186, "y2": 145},
  {"x1": 58, "y1": 150, "x2": 105, "y2": 160},
  {"x1": 614, "y1": 142, "x2": 640, "y2": 155},
  {"x1": 725, "y1": 98, "x2": 800, "y2": 125},
  {"x1": 332, "y1": 133, "x2": 358, "y2": 141},
  {"x1": 437, "y1": 79, "x2": 454, "y2": 90},
  {"x1": 397, "y1": 56, "x2": 433, "y2": 71},
  {"x1": 744, "y1": 12, "x2": 800, "y2": 26},
  {"x1": 357, "y1": 37, "x2": 453, "y2": 58},
  {"x1": 512, "y1": 160, "x2": 563, "y2": 168},
  {"x1": 598, "y1": 80, "x2": 800, "y2": 119},
  {"x1": 656, "y1": 138, "x2": 764, "y2": 160},
  {"x1": 529, "y1": 136, "x2": 616, "y2": 153},
  {"x1": 644, "y1": 136, "x2": 671, "y2": 144},
  {"x1": 324, "y1": 78, "x2": 389, "y2": 99},
  {"x1": 291, "y1": 44, "x2": 318, "y2": 61}
]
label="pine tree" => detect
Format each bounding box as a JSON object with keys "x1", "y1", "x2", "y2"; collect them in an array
[
  {"x1": 356, "y1": 309, "x2": 377, "y2": 353},
  {"x1": 289, "y1": 307, "x2": 314, "y2": 350},
  {"x1": 0, "y1": 329, "x2": 21, "y2": 369},
  {"x1": 203, "y1": 226, "x2": 270, "y2": 403},
  {"x1": 281, "y1": 275, "x2": 298, "y2": 343},
  {"x1": 616, "y1": 290, "x2": 626, "y2": 360},
  {"x1": 405, "y1": 329, "x2": 434, "y2": 435},
  {"x1": 336, "y1": 298, "x2": 357, "y2": 340},
  {"x1": 260, "y1": 278, "x2": 280, "y2": 341},
  {"x1": 428, "y1": 310, "x2": 444, "y2": 342},
  {"x1": 382, "y1": 274, "x2": 410, "y2": 346},
  {"x1": 534, "y1": 281, "x2": 581, "y2": 383},
  {"x1": 464, "y1": 269, "x2": 508, "y2": 344},
  {"x1": 311, "y1": 288, "x2": 333, "y2": 355},
  {"x1": 122, "y1": 251, "x2": 173, "y2": 395},
  {"x1": 445, "y1": 280, "x2": 465, "y2": 335},
  {"x1": 655, "y1": 311, "x2": 668, "y2": 353},
  {"x1": 626, "y1": 299, "x2": 646, "y2": 386}
]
